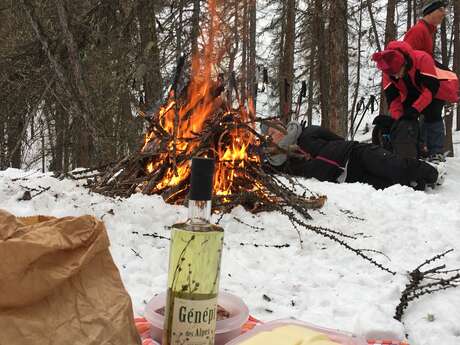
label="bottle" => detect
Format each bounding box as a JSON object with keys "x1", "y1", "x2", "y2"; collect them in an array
[{"x1": 163, "y1": 157, "x2": 224, "y2": 345}]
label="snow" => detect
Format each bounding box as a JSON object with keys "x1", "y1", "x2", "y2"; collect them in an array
[{"x1": 1, "y1": 144, "x2": 460, "y2": 345}]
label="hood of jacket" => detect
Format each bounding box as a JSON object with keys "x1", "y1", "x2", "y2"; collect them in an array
[{"x1": 385, "y1": 41, "x2": 415, "y2": 58}]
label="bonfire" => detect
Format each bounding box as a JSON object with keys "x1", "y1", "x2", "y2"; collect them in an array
[
  {"x1": 91, "y1": 61, "x2": 326, "y2": 213},
  {"x1": 91, "y1": 1, "x2": 325, "y2": 214}
]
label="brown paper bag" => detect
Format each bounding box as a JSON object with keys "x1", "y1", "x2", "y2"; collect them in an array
[{"x1": 0, "y1": 209, "x2": 141, "y2": 345}]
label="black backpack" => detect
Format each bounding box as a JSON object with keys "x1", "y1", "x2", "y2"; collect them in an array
[{"x1": 371, "y1": 115, "x2": 394, "y2": 151}]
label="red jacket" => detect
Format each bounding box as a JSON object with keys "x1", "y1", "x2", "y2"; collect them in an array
[
  {"x1": 382, "y1": 41, "x2": 459, "y2": 120},
  {"x1": 403, "y1": 20, "x2": 436, "y2": 56}
]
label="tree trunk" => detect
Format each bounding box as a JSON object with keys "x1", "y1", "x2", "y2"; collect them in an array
[
  {"x1": 137, "y1": 0, "x2": 163, "y2": 106},
  {"x1": 317, "y1": 0, "x2": 329, "y2": 127},
  {"x1": 278, "y1": 0, "x2": 295, "y2": 124},
  {"x1": 379, "y1": 0, "x2": 397, "y2": 115},
  {"x1": 241, "y1": 0, "x2": 248, "y2": 103},
  {"x1": 54, "y1": 0, "x2": 94, "y2": 166},
  {"x1": 248, "y1": 0, "x2": 257, "y2": 117},
  {"x1": 407, "y1": 0, "x2": 412, "y2": 32},
  {"x1": 6, "y1": 111, "x2": 24, "y2": 168},
  {"x1": 54, "y1": 0, "x2": 94, "y2": 117},
  {"x1": 454, "y1": 0, "x2": 460, "y2": 132},
  {"x1": 350, "y1": 0, "x2": 363, "y2": 138},
  {"x1": 444, "y1": 106, "x2": 454, "y2": 156},
  {"x1": 51, "y1": 101, "x2": 66, "y2": 172},
  {"x1": 306, "y1": 2, "x2": 319, "y2": 126},
  {"x1": 176, "y1": 0, "x2": 184, "y2": 60},
  {"x1": 71, "y1": 115, "x2": 89, "y2": 168},
  {"x1": 63, "y1": 111, "x2": 70, "y2": 173},
  {"x1": 45, "y1": 101, "x2": 57, "y2": 172},
  {"x1": 306, "y1": 53, "x2": 316, "y2": 126},
  {"x1": 226, "y1": 0, "x2": 239, "y2": 105},
  {"x1": 384, "y1": 0, "x2": 397, "y2": 46},
  {"x1": 327, "y1": 0, "x2": 348, "y2": 136},
  {"x1": 118, "y1": 86, "x2": 141, "y2": 155},
  {"x1": 190, "y1": 0, "x2": 201, "y2": 57},
  {"x1": 278, "y1": 1, "x2": 286, "y2": 122},
  {"x1": 40, "y1": 119, "x2": 45, "y2": 172},
  {"x1": 440, "y1": 20, "x2": 453, "y2": 156},
  {"x1": 367, "y1": 0, "x2": 382, "y2": 52},
  {"x1": 365, "y1": 0, "x2": 387, "y2": 116},
  {"x1": 440, "y1": 19, "x2": 448, "y2": 62}
]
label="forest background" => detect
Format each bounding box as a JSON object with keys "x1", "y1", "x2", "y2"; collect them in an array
[{"x1": 0, "y1": 0, "x2": 459, "y2": 171}]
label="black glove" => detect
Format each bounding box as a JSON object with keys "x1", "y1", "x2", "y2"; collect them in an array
[
  {"x1": 372, "y1": 114, "x2": 395, "y2": 130},
  {"x1": 400, "y1": 106, "x2": 419, "y2": 121}
]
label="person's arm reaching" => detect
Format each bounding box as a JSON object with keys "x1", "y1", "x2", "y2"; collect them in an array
[{"x1": 383, "y1": 74, "x2": 404, "y2": 120}]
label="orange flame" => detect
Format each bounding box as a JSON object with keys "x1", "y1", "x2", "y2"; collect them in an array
[{"x1": 141, "y1": 0, "x2": 260, "y2": 198}]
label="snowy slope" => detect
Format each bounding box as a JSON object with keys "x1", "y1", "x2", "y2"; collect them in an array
[{"x1": 1, "y1": 151, "x2": 460, "y2": 345}]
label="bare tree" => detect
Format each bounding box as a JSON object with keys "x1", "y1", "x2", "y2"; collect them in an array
[
  {"x1": 384, "y1": 0, "x2": 397, "y2": 46},
  {"x1": 278, "y1": 0, "x2": 296, "y2": 124},
  {"x1": 326, "y1": 0, "x2": 348, "y2": 136},
  {"x1": 454, "y1": 0, "x2": 460, "y2": 131},
  {"x1": 350, "y1": 0, "x2": 364, "y2": 138},
  {"x1": 191, "y1": 0, "x2": 201, "y2": 57},
  {"x1": 137, "y1": 0, "x2": 163, "y2": 107},
  {"x1": 305, "y1": 0, "x2": 320, "y2": 126},
  {"x1": 240, "y1": 0, "x2": 248, "y2": 103},
  {"x1": 378, "y1": 0, "x2": 397, "y2": 115},
  {"x1": 440, "y1": 17, "x2": 454, "y2": 156},
  {"x1": 248, "y1": 0, "x2": 257, "y2": 116},
  {"x1": 316, "y1": 0, "x2": 329, "y2": 126}
]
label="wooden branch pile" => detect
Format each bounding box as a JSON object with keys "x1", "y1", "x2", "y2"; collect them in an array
[
  {"x1": 86, "y1": 52, "x2": 326, "y2": 213},
  {"x1": 90, "y1": 103, "x2": 326, "y2": 214}
]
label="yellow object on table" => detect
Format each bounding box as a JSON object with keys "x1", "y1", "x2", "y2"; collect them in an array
[
  {"x1": 273, "y1": 325, "x2": 330, "y2": 343},
  {"x1": 238, "y1": 330, "x2": 299, "y2": 345},
  {"x1": 238, "y1": 325, "x2": 338, "y2": 345}
]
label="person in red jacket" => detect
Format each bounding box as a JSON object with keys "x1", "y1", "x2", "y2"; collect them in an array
[
  {"x1": 404, "y1": 1, "x2": 447, "y2": 55},
  {"x1": 372, "y1": 40, "x2": 458, "y2": 159},
  {"x1": 403, "y1": 0, "x2": 447, "y2": 160}
]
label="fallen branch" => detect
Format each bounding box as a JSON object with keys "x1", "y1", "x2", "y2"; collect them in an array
[{"x1": 395, "y1": 249, "x2": 460, "y2": 322}]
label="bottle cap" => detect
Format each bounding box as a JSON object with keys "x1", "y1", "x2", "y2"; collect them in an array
[{"x1": 190, "y1": 157, "x2": 215, "y2": 201}]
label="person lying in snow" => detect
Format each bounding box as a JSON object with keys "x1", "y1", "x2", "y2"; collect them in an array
[{"x1": 262, "y1": 120, "x2": 444, "y2": 190}]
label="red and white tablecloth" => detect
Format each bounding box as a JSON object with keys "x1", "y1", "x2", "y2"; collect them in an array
[{"x1": 135, "y1": 316, "x2": 409, "y2": 345}]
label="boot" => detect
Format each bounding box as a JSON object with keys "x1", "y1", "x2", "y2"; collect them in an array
[{"x1": 426, "y1": 160, "x2": 447, "y2": 186}]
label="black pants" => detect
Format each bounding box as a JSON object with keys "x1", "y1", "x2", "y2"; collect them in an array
[
  {"x1": 422, "y1": 99, "x2": 445, "y2": 123},
  {"x1": 346, "y1": 144, "x2": 438, "y2": 190}
]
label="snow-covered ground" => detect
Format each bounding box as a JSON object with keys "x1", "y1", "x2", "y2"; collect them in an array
[{"x1": 1, "y1": 141, "x2": 460, "y2": 345}]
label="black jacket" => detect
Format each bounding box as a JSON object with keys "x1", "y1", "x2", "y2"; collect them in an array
[{"x1": 282, "y1": 126, "x2": 358, "y2": 182}]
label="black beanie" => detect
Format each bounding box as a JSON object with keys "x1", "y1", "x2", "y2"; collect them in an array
[{"x1": 422, "y1": 1, "x2": 446, "y2": 16}]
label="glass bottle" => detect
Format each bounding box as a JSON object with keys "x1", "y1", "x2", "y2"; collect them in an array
[{"x1": 162, "y1": 157, "x2": 224, "y2": 345}]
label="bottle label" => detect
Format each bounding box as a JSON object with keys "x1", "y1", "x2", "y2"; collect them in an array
[{"x1": 170, "y1": 296, "x2": 218, "y2": 345}]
